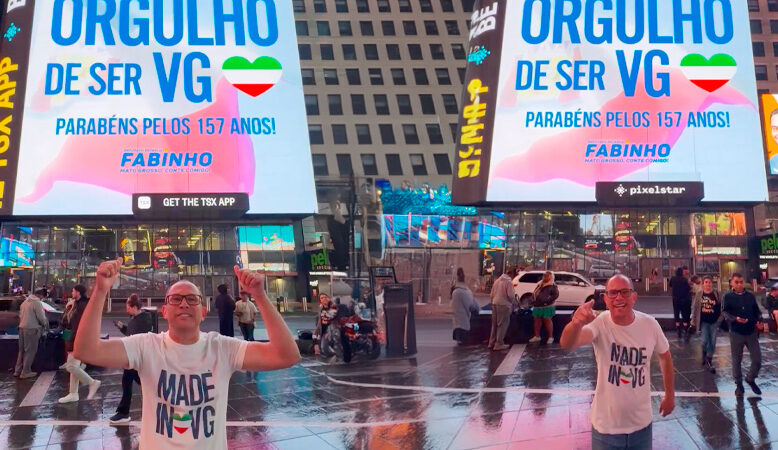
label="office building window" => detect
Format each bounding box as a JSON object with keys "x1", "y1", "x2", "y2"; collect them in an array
[
  {"x1": 368, "y1": 68, "x2": 384, "y2": 85},
  {"x1": 408, "y1": 44, "x2": 423, "y2": 59},
  {"x1": 335, "y1": 0, "x2": 348, "y2": 12},
  {"x1": 301, "y1": 69, "x2": 315, "y2": 85},
  {"x1": 356, "y1": 124, "x2": 372, "y2": 144},
  {"x1": 332, "y1": 125, "x2": 348, "y2": 144},
  {"x1": 346, "y1": 68, "x2": 361, "y2": 85},
  {"x1": 391, "y1": 68, "x2": 406, "y2": 85},
  {"x1": 379, "y1": 125, "x2": 396, "y2": 145},
  {"x1": 752, "y1": 20, "x2": 763, "y2": 34},
  {"x1": 312, "y1": 154, "x2": 328, "y2": 176},
  {"x1": 320, "y1": 44, "x2": 334, "y2": 60},
  {"x1": 293, "y1": 0, "x2": 305, "y2": 13},
  {"x1": 458, "y1": 68, "x2": 466, "y2": 83},
  {"x1": 328, "y1": 94, "x2": 343, "y2": 115},
  {"x1": 445, "y1": 20, "x2": 460, "y2": 35},
  {"x1": 386, "y1": 154, "x2": 403, "y2": 175},
  {"x1": 771, "y1": 0, "x2": 778, "y2": 11},
  {"x1": 324, "y1": 69, "x2": 339, "y2": 85},
  {"x1": 425, "y1": 21, "x2": 439, "y2": 35},
  {"x1": 382, "y1": 20, "x2": 396, "y2": 35},
  {"x1": 450, "y1": 123, "x2": 458, "y2": 140},
  {"x1": 397, "y1": 94, "x2": 413, "y2": 114},
  {"x1": 351, "y1": 94, "x2": 367, "y2": 114},
  {"x1": 360, "y1": 21, "x2": 374, "y2": 36},
  {"x1": 377, "y1": 0, "x2": 390, "y2": 12},
  {"x1": 427, "y1": 124, "x2": 444, "y2": 144},
  {"x1": 442, "y1": 94, "x2": 458, "y2": 114},
  {"x1": 435, "y1": 68, "x2": 451, "y2": 85},
  {"x1": 413, "y1": 68, "x2": 429, "y2": 85},
  {"x1": 361, "y1": 154, "x2": 378, "y2": 175},
  {"x1": 386, "y1": 44, "x2": 401, "y2": 60},
  {"x1": 339, "y1": 21, "x2": 353, "y2": 36},
  {"x1": 749, "y1": 0, "x2": 760, "y2": 11},
  {"x1": 364, "y1": 44, "x2": 379, "y2": 60},
  {"x1": 774, "y1": 65, "x2": 778, "y2": 80},
  {"x1": 313, "y1": 0, "x2": 326, "y2": 12},
  {"x1": 452, "y1": 43, "x2": 466, "y2": 59},
  {"x1": 754, "y1": 42, "x2": 766, "y2": 57},
  {"x1": 433, "y1": 153, "x2": 452, "y2": 174},
  {"x1": 420, "y1": 0, "x2": 433, "y2": 12},
  {"x1": 356, "y1": 0, "x2": 369, "y2": 12},
  {"x1": 399, "y1": 0, "x2": 412, "y2": 12},
  {"x1": 403, "y1": 21, "x2": 417, "y2": 35},
  {"x1": 342, "y1": 44, "x2": 356, "y2": 60},
  {"x1": 441, "y1": 0, "x2": 454, "y2": 12},
  {"x1": 419, "y1": 94, "x2": 436, "y2": 114},
  {"x1": 756, "y1": 64, "x2": 768, "y2": 80},
  {"x1": 773, "y1": 42, "x2": 778, "y2": 57},
  {"x1": 463, "y1": 0, "x2": 475, "y2": 12},
  {"x1": 295, "y1": 21, "x2": 309, "y2": 36},
  {"x1": 374, "y1": 94, "x2": 390, "y2": 115},
  {"x1": 771, "y1": 20, "x2": 778, "y2": 34},
  {"x1": 403, "y1": 125, "x2": 421, "y2": 145},
  {"x1": 304, "y1": 95, "x2": 319, "y2": 115},
  {"x1": 316, "y1": 21, "x2": 331, "y2": 36},
  {"x1": 430, "y1": 44, "x2": 445, "y2": 59},
  {"x1": 308, "y1": 125, "x2": 323, "y2": 145},
  {"x1": 298, "y1": 44, "x2": 312, "y2": 60},
  {"x1": 409, "y1": 153, "x2": 427, "y2": 175},
  {"x1": 337, "y1": 154, "x2": 353, "y2": 175}
]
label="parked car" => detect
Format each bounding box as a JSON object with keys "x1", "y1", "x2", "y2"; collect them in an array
[
  {"x1": 513, "y1": 271, "x2": 603, "y2": 308},
  {"x1": 588, "y1": 265, "x2": 619, "y2": 280},
  {"x1": 0, "y1": 296, "x2": 64, "y2": 333},
  {"x1": 765, "y1": 277, "x2": 778, "y2": 291}
]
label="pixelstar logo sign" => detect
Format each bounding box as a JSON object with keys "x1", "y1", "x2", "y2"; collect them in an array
[{"x1": 596, "y1": 182, "x2": 704, "y2": 206}]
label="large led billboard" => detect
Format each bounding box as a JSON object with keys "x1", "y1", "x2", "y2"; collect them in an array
[
  {"x1": 761, "y1": 93, "x2": 778, "y2": 175},
  {"x1": 452, "y1": 0, "x2": 768, "y2": 204},
  {"x1": 0, "y1": 0, "x2": 316, "y2": 215}
]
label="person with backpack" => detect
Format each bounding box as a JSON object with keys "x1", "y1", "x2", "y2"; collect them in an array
[{"x1": 529, "y1": 271, "x2": 559, "y2": 344}]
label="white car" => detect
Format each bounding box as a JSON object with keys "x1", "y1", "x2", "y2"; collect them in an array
[{"x1": 512, "y1": 271, "x2": 601, "y2": 308}]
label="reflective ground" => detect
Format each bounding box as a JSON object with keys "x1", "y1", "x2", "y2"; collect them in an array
[{"x1": 2, "y1": 318, "x2": 778, "y2": 449}]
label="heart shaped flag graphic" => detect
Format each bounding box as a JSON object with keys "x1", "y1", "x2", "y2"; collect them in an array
[
  {"x1": 222, "y1": 56, "x2": 283, "y2": 97},
  {"x1": 680, "y1": 53, "x2": 737, "y2": 92},
  {"x1": 173, "y1": 412, "x2": 191, "y2": 435}
]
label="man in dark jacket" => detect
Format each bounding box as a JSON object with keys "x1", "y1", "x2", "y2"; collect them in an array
[
  {"x1": 109, "y1": 294, "x2": 153, "y2": 423},
  {"x1": 214, "y1": 284, "x2": 235, "y2": 336},
  {"x1": 763, "y1": 286, "x2": 778, "y2": 333},
  {"x1": 723, "y1": 274, "x2": 768, "y2": 396},
  {"x1": 670, "y1": 267, "x2": 692, "y2": 340}
]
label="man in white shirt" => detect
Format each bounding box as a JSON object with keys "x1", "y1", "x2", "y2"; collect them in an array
[
  {"x1": 560, "y1": 275, "x2": 675, "y2": 449},
  {"x1": 74, "y1": 259, "x2": 300, "y2": 449}
]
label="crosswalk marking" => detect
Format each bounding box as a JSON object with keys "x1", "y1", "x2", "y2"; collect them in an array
[
  {"x1": 19, "y1": 371, "x2": 56, "y2": 407},
  {"x1": 494, "y1": 344, "x2": 526, "y2": 376}
]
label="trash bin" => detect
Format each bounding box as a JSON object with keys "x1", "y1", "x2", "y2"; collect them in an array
[
  {"x1": 142, "y1": 306, "x2": 159, "y2": 333},
  {"x1": 383, "y1": 283, "x2": 417, "y2": 356}
]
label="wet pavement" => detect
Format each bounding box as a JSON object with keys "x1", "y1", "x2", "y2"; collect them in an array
[{"x1": 2, "y1": 320, "x2": 778, "y2": 449}]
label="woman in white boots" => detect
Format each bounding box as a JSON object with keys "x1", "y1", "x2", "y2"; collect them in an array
[{"x1": 58, "y1": 284, "x2": 101, "y2": 403}]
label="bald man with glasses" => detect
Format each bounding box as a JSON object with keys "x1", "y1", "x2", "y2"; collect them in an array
[{"x1": 561, "y1": 274, "x2": 675, "y2": 450}]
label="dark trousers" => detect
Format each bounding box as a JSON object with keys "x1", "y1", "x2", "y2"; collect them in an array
[
  {"x1": 219, "y1": 317, "x2": 234, "y2": 337},
  {"x1": 673, "y1": 298, "x2": 691, "y2": 324},
  {"x1": 117, "y1": 369, "x2": 141, "y2": 415},
  {"x1": 731, "y1": 331, "x2": 761, "y2": 383},
  {"x1": 239, "y1": 323, "x2": 255, "y2": 341}
]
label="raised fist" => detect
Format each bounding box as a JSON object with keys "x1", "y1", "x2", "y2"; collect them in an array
[
  {"x1": 95, "y1": 258, "x2": 122, "y2": 292},
  {"x1": 234, "y1": 266, "x2": 266, "y2": 297}
]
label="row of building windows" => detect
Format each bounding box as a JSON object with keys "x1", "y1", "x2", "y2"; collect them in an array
[
  {"x1": 308, "y1": 122, "x2": 454, "y2": 146},
  {"x1": 293, "y1": 0, "x2": 473, "y2": 14},
  {"x1": 749, "y1": 0, "x2": 778, "y2": 12},
  {"x1": 304, "y1": 93, "x2": 458, "y2": 116},
  {"x1": 296, "y1": 18, "x2": 464, "y2": 37},
  {"x1": 298, "y1": 42, "x2": 469, "y2": 65},
  {"x1": 754, "y1": 64, "x2": 778, "y2": 80},
  {"x1": 301, "y1": 67, "x2": 464, "y2": 89},
  {"x1": 311, "y1": 152, "x2": 452, "y2": 176}
]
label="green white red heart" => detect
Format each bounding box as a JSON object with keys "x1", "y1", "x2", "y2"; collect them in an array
[
  {"x1": 222, "y1": 56, "x2": 283, "y2": 97},
  {"x1": 680, "y1": 53, "x2": 737, "y2": 92},
  {"x1": 173, "y1": 412, "x2": 191, "y2": 434}
]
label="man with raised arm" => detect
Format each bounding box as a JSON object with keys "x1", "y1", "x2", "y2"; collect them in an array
[
  {"x1": 74, "y1": 259, "x2": 300, "y2": 449},
  {"x1": 560, "y1": 274, "x2": 675, "y2": 450}
]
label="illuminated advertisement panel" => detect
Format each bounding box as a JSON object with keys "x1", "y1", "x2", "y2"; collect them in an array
[
  {"x1": 452, "y1": 0, "x2": 767, "y2": 204},
  {"x1": 761, "y1": 94, "x2": 778, "y2": 175},
  {"x1": 0, "y1": 0, "x2": 316, "y2": 215}
]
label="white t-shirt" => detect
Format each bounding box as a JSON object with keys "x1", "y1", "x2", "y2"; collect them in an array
[
  {"x1": 234, "y1": 300, "x2": 259, "y2": 324},
  {"x1": 584, "y1": 311, "x2": 670, "y2": 435},
  {"x1": 122, "y1": 331, "x2": 248, "y2": 449}
]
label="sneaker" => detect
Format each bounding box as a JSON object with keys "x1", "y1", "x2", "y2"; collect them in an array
[
  {"x1": 19, "y1": 372, "x2": 37, "y2": 379},
  {"x1": 746, "y1": 379, "x2": 762, "y2": 396},
  {"x1": 528, "y1": 336, "x2": 541, "y2": 343},
  {"x1": 109, "y1": 412, "x2": 131, "y2": 424},
  {"x1": 58, "y1": 393, "x2": 79, "y2": 403},
  {"x1": 545, "y1": 338, "x2": 553, "y2": 345},
  {"x1": 492, "y1": 344, "x2": 510, "y2": 351},
  {"x1": 86, "y1": 380, "x2": 101, "y2": 400},
  {"x1": 705, "y1": 359, "x2": 716, "y2": 374},
  {"x1": 735, "y1": 383, "x2": 745, "y2": 396},
  {"x1": 58, "y1": 363, "x2": 67, "y2": 370}
]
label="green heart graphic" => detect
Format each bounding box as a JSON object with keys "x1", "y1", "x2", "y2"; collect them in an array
[
  {"x1": 222, "y1": 56, "x2": 283, "y2": 97},
  {"x1": 680, "y1": 53, "x2": 736, "y2": 68},
  {"x1": 680, "y1": 53, "x2": 737, "y2": 92}
]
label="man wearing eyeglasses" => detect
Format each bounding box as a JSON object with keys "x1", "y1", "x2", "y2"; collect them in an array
[
  {"x1": 73, "y1": 259, "x2": 300, "y2": 449},
  {"x1": 561, "y1": 274, "x2": 674, "y2": 450}
]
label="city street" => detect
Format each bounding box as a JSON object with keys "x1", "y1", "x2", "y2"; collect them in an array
[{"x1": 2, "y1": 314, "x2": 778, "y2": 449}]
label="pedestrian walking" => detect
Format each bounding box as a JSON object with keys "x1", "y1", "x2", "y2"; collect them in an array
[
  {"x1": 691, "y1": 276, "x2": 722, "y2": 373},
  {"x1": 14, "y1": 288, "x2": 48, "y2": 379},
  {"x1": 214, "y1": 284, "x2": 236, "y2": 337},
  {"x1": 489, "y1": 267, "x2": 516, "y2": 351},
  {"x1": 763, "y1": 285, "x2": 778, "y2": 333},
  {"x1": 74, "y1": 259, "x2": 300, "y2": 449},
  {"x1": 529, "y1": 271, "x2": 559, "y2": 344},
  {"x1": 58, "y1": 285, "x2": 101, "y2": 403},
  {"x1": 670, "y1": 267, "x2": 692, "y2": 341},
  {"x1": 451, "y1": 268, "x2": 479, "y2": 345},
  {"x1": 723, "y1": 273, "x2": 768, "y2": 396},
  {"x1": 561, "y1": 274, "x2": 675, "y2": 449},
  {"x1": 235, "y1": 292, "x2": 259, "y2": 341},
  {"x1": 109, "y1": 294, "x2": 153, "y2": 423}
]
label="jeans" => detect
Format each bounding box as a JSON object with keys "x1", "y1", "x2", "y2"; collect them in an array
[
  {"x1": 116, "y1": 369, "x2": 140, "y2": 415},
  {"x1": 700, "y1": 321, "x2": 718, "y2": 357},
  {"x1": 65, "y1": 353, "x2": 95, "y2": 394},
  {"x1": 239, "y1": 322, "x2": 255, "y2": 341},
  {"x1": 14, "y1": 328, "x2": 41, "y2": 375},
  {"x1": 592, "y1": 424, "x2": 652, "y2": 450},
  {"x1": 488, "y1": 305, "x2": 511, "y2": 347},
  {"x1": 673, "y1": 298, "x2": 691, "y2": 325},
  {"x1": 730, "y1": 331, "x2": 761, "y2": 383}
]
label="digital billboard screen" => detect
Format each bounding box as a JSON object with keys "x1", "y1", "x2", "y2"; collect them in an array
[
  {"x1": 0, "y1": 0, "x2": 316, "y2": 215},
  {"x1": 452, "y1": 0, "x2": 768, "y2": 204},
  {"x1": 761, "y1": 94, "x2": 778, "y2": 175}
]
